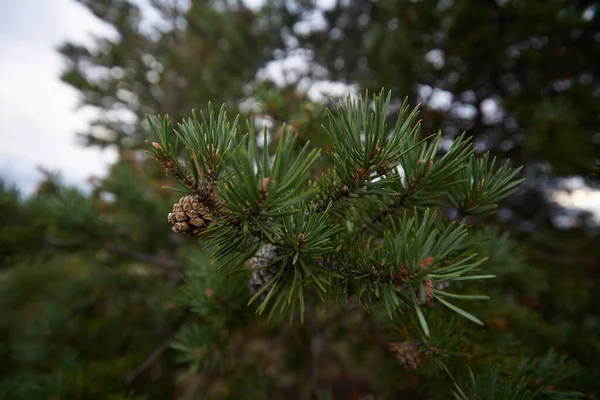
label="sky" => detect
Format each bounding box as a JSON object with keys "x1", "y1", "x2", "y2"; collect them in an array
[{"x1": 0, "y1": 0, "x2": 118, "y2": 195}]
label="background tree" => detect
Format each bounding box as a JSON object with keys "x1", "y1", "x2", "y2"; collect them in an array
[{"x1": 291, "y1": 0, "x2": 600, "y2": 174}]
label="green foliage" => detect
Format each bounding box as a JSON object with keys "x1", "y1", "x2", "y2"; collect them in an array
[
  {"x1": 453, "y1": 353, "x2": 586, "y2": 400},
  {"x1": 149, "y1": 92, "x2": 520, "y2": 328},
  {"x1": 142, "y1": 91, "x2": 598, "y2": 399},
  {"x1": 514, "y1": 351, "x2": 584, "y2": 399},
  {"x1": 453, "y1": 365, "x2": 536, "y2": 400},
  {"x1": 0, "y1": 182, "x2": 48, "y2": 265},
  {"x1": 140, "y1": 85, "x2": 598, "y2": 397},
  {"x1": 222, "y1": 125, "x2": 320, "y2": 216},
  {"x1": 148, "y1": 105, "x2": 239, "y2": 187},
  {"x1": 0, "y1": 258, "x2": 177, "y2": 399},
  {"x1": 6, "y1": 0, "x2": 596, "y2": 397},
  {"x1": 448, "y1": 153, "x2": 524, "y2": 216},
  {"x1": 323, "y1": 92, "x2": 420, "y2": 194},
  {"x1": 467, "y1": 227, "x2": 527, "y2": 275}
]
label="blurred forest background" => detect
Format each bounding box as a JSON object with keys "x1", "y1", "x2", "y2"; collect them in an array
[{"x1": 1, "y1": 0, "x2": 600, "y2": 399}]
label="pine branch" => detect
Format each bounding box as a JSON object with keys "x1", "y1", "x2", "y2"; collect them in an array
[
  {"x1": 149, "y1": 91, "x2": 523, "y2": 325},
  {"x1": 315, "y1": 182, "x2": 351, "y2": 213}
]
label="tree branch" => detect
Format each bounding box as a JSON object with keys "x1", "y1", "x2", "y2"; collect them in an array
[
  {"x1": 125, "y1": 333, "x2": 177, "y2": 385},
  {"x1": 45, "y1": 237, "x2": 182, "y2": 273},
  {"x1": 105, "y1": 244, "x2": 180, "y2": 271},
  {"x1": 359, "y1": 195, "x2": 406, "y2": 233}
]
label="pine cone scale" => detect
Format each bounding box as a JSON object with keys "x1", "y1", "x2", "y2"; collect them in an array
[
  {"x1": 186, "y1": 210, "x2": 199, "y2": 218},
  {"x1": 189, "y1": 218, "x2": 205, "y2": 227}
]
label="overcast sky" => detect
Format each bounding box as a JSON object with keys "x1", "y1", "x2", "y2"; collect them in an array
[{"x1": 0, "y1": 0, "x2": 119, "y2": 195}]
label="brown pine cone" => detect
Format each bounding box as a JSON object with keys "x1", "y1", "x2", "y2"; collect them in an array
[
  {"x1": 167, "y1": 195, "x2": 214, "y2": 235},
  {"x1": 389, "y1": 340, "x2": 426, "y2": 370},
  {"x1": 377, "y1": 158, "x2": 390, "y2": 175}
]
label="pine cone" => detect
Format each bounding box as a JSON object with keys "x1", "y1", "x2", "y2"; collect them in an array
[
  {"x1": 389, "y1": 340, "x2": 425, "y2": 370},
  {"x1": 167, "y1": 195, "x2": 213, "y2": 235},
  {"x1": 248, "y1": 244, "x2": 280, "y2": 301},
  {"x1": 377, "y1": 158, "x2": 390, "y2": 175}
]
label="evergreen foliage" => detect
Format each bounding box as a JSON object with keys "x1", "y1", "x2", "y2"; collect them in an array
[
  {"x1": 1, "y1": 0, "x2": 599, "y2": 399},
  {"x1": 147, "y1": 91, "x2": 521, "y2": 327}
]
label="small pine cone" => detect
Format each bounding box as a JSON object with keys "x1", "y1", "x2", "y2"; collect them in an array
[
  {"x1": 377, "y1": 159, "x2": 390, "y2": 175},
  {"x1": 248, "y1": 244, "x2": 280, "y2": 301},
  {"x1": 167, "y1": 195, "x2": 214, "y2": 235},
  {"x1": 389, "y1": 340, "x2": 425, "y2": 370}
]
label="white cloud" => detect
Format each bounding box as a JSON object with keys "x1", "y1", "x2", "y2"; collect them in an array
[
  {"x1": 0, "y1": 0, "x2": 118, "y2": 195},
  {"x1": 550, "y1": 185, "x2": 600, "y2": 226}
]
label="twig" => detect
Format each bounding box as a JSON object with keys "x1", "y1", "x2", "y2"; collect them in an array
[
  {"x1": 125, "y1": 333, "x2": 176, "y2": 385},
  {"x1": 315, "y1": 188, "x2": 349, "y2": 213},
  {"x1": 360, "y1": 195, "x2": 406, "y2": 233},
  {"x1": 105, "y1": 244, "x2": 180, "y2": 271},
  {"x1": 45, "y1": 237, "x2": 182, "y2": 274},
  {"x1": 125, "y1": 312, "x2": 201, "y2": 386}
]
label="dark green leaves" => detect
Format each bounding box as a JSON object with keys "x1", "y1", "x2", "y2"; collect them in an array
[
  {"x1": 448, "y1": 153, "x2": 524, "y2": 216},
  {"x1": 338, "y1": 208, "x2": 492, "y2": 331},
  {"x1": 396, "y1": 133, "x2": 474, "y2": 205},
  {"x1": 321, "y1": 90, "x2": 422, "y2": 199},
  {"x1": 453, "y1": 365, "x2": 536, "y2": 400},
  {"x1": 146, "y1": 104, "x2": 238, "y2": 190},
  {"x1": 147, "y1": 92, "x2": 524, "y2": 327},
  {"x1": 175, "y1": 104, "x2": 238, "y2": 181},
  {"x1": 220, "y1": 124, "x2": 320, "y2": 217}
]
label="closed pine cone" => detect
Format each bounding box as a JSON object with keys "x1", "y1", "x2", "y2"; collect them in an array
[
  {"x1": 389, "y1": 340, "x2": 425, "y2": 370},
  {"x1": 248, "y1": 244, "x2": 280, "y2": 300},
  {"x1": 167, "y1": 195, "x2": 213, "y2": 235}
]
